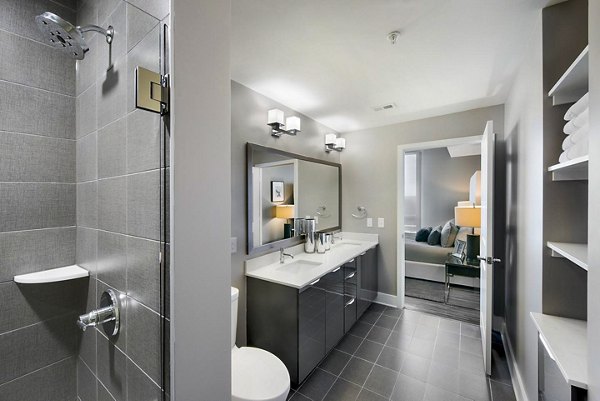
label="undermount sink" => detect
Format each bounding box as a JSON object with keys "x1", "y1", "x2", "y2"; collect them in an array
[{"x1": 276, "y1": 260, "x2": 322, "y2": 271}]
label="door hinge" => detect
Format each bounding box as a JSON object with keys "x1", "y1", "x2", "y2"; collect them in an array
[{"x1": 135, "y1": 66, "x2": 170, "y2": 115}]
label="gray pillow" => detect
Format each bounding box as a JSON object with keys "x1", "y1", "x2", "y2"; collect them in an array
[
  {"x1": 427, "y1": 225, "x2": 442, "y2": 246},
  {"x1": 456, "y1": 226, "x2": 472, "y2": 243},
  {"x1": 440, "y1": 220, "x2": 460, "y2": 247}
]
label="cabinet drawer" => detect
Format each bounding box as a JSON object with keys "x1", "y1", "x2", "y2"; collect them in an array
[
  {"x1": 344, "y1": 295, "x2": 357, "y2": 332},
  {"x1": 344, "y1": 258, "x2": 357, "y2": 268},
  {"x1": 344, "y1": 266, "x2": 357, "y2": 285}
]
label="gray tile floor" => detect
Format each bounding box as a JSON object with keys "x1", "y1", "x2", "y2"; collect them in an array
[{"x1": 287, "y1": 305, "x2": 516, "y2": 401}]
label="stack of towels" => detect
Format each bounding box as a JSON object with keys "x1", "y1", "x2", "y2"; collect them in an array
[{"x1": 559, "y1": 92, "x2": 589, "y2": 163}]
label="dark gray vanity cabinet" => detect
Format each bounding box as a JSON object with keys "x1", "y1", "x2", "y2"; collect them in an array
[
  {"x1": 316, "y1": 268, "x2": 345, "y2": 352},
  {"x1": 298, "y1": 285, "x2": 326, "y2": 382},
  {"x1": 343, "y1": 259, "x2": 358, "y2": 333},
  {"x1": 357, "y1": 247, "x2": 378, "y2": 319}
]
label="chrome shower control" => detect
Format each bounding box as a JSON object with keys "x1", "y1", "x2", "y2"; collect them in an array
[{"x1": 77, "y1": 289, "x2": 121, "y2": 337}]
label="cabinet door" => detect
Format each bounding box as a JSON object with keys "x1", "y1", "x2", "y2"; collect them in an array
[
  {"x1": 323, "y1": 267, "x2": 344, "y2": 352},
  {"x1": 363, "y1": 247, "x2": 378, "y2": 304},
  {"x1": 298, "y1": 284, "x2": 326, "y2": 383},
  {"x1": 344, "y1": 264, "x2": 357, "y2": 332},
  {"x1": 356, "y1": 253, "x2": 369, "y2": 318}
]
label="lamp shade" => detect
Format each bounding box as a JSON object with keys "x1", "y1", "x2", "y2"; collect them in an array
[
  {"x1": 325, "y1": 133, "x2": 337, "y2": 145},
  {"x1": 275, "y1": 205, "x2": 295, "y2": 219},
  {"x1": 286, "y1": 116, "x2": 301, "y2": 132},
  {"x1": 267, "y1": 109, "x2": 285, "y2": 125},
  {"x1": 454, "y1": 206, "x2": 481, "y2": 228},
  {"x1": 335, "y1": 138, "x2": 346, "y2": 149}
]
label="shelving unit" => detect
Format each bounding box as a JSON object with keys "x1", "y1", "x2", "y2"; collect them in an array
[
  {"x1": 548, "y1": 45, "x2": 589, "y2": 106},
  {"x1": 14, "y1": 265, "x2": 89, "y2": 284},
  {"x1": 531, "y1": 312, "x2": 587, "y2": 389},
  {"x1": 548, "y1": 155, "x2": 588, "y2": 181},
  {"x1": 547, "y1": 242, "x2": 588, "y2": 270}
]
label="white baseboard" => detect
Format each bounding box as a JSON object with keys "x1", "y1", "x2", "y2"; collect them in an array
[
  {"x1": 374, "y1": 292, "x2": 398, "y2": 308},
  {"x1": 501, "y1": 324, "x2": 529, "y2": 401}
]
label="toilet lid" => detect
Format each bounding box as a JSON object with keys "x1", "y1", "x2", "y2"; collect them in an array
[{"x1": 232, "y1": 347, "x2": 290, "y2": 401}]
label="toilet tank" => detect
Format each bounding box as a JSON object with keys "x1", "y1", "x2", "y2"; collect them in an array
[{"x1": 231, "y1": 287, "x2": 239, "y2": 348}]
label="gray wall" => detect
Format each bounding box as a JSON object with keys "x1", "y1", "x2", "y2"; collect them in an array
[
  {"x1": 231, "y1": 80, "x2": 340, "y2": 345},
  {"x1": 502, "y1": 11, "x2": 544, "y2": 401},
  {"x1": 170, "y1": 0, "x2": 231, "y2": 399},
  {"x1": 588, "y1": 0, "x2": 599, "y2": 398},
  {"x1": 340, "y1": 105, "x2": 504, "y2": 296},
  {"x1": 74, "y1": 1, "x2": 171, "y2": 400},
  {"x1": 0, "y1": 0, "x2": 80, "y2": 398},
  {"x1": 419, "y1": 148, "x2": 480, "y2": 228}
]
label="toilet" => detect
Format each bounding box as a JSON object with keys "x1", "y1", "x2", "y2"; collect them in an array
[{"x1": 231, "y1": 287, "x2": 290, "y2": 401}]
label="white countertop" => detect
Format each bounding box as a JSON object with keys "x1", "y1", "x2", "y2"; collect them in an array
[
  {"x1": 530, "y1": 312, "x2": 587, "y2": 389},
  {"x1": 245, "y1": 232, "x2": 378, "y2": 289}
]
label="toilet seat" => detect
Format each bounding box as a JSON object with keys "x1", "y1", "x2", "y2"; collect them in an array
[{"x1": 232, "y1": 347, "x2": 290, "y2": 401}]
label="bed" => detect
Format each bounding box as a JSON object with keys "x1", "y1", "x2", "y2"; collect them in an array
[{"x1": 405, "y1": 238, "x2": 479, "y2": 287}]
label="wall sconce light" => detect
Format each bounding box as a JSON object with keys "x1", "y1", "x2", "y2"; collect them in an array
[
  {"x1": 325, "y1": 133, "x2": 346, "y2": 152},
  {"x1": 267, "y1": 109, "x2": 301, "y2": 137}
]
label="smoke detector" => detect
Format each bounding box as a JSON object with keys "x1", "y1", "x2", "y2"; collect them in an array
[
  {"x1": 373, "y1": 103, "x2": 397, "y2": 112},
  {"x1": 387, "y1": 30, "x2": 401, "y2": 45}
]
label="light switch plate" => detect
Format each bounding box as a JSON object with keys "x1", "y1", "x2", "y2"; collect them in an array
[
  {"x1": 367, "y1": 218, "x2": 373, "y2": 227},
  {"x1": 378, "y1": 218, "x2": 384, "y2": 228},
  {"x1": 230, "y1": 237, "x2": 237, "y2": 254}
]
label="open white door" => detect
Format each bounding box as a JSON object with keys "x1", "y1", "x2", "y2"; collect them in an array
[{"x1": 479, "y1": 120, "x2": 499, "y2": 375}]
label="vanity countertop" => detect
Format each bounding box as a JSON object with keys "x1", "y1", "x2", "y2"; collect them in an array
[{"x1": 245, "y1": 232, "x2": 378, "y2": 289}]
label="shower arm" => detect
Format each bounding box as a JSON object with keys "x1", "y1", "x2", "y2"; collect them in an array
[{"x1": 78, "y1": 24, "x2": 114, "y2": 44}]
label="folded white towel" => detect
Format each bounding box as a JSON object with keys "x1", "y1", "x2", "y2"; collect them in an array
[
  {"x1": 564, "y1": 108, "x2": 589, "y2": 134},
  {"x1": 566, "y1": 137, "x2": 589, "y2": 160},
  {"x1": 559, "y1": 151, "x2": 569, "y2": 163},
  {"x1": 561, "y1": 123, "x2": 590, "y2": 150},
  {"x1": 564, "y1": 92, "x2": 589, "y2": 121},
  {"x1": 562, "y1": 135, "x2": 573, "y2": 151}
]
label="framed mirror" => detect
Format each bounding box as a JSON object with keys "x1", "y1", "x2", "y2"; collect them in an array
[{"x1": 247, "y1": 143, "x2": 341, "y2": 255}]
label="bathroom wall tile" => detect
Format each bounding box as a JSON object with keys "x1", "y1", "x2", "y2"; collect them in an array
[
  {"x1": 0, "y1": 183, "x2": 75, "y2": 232},
  {"x1": 0, "y1": 227, "x2": 76, "y2": 282},
  {"x1": 98, "y1": 117, "x2": 127, "y2": 178},
  {"x1": 0, "y1": 29, "x2": 75, "y2": 96},
  {"x1": 78, "y1": 317, "x2": 97, "y2": 370},
  {"x1": 126, "y1": 0, "x2": 169, "y2": 21},
  {"x1": 0, "y1": 279, "x2": 86, "y2": 334},
  {"x1": 0, "y1": 315, "x2": 77, "y2": 384},
  {"x1": 127, "y1": 109, "x2": 160, "y2": 173},
  {"x1": 96, "y1": 2, "x2": 127, "y2": 75},
  {"x1": 77, "y1": 181, "x2": 98, "y2": 229},
  {"x1": 0, "y1": 0, "x2": 76, "y2": 45},
  {"x1": 98, "y1": 381, "x2": 118, "y2": 401},
  {"x1": 76, "y1": 0, "x2": 97, "y2": 27},
  {"x1": 0, "y1": 357, "x2": 76, "y2": 401},
  {"x1": 77, "y1": 357, "x2": 98, "y2": 401},
  {"x1": 127, "y1": 170, "x2": 159, "y2": 240},
  {"x1": 77, "y1": 227, "x2": 98, "y2": 275},
  {"x1": 0, "y1": 81, "x2": 75, "y2": 139},
  {"x1": 77, "y1": 131, "x2": 98, "y2": 182},
  {"x1": 97, "y1": 281, "x2": 127, "y2": 350},
  {"x1": 126, "y1": 24, "x2": 160, "y2": 112},
  {"x1": 127, "y1": 297, "x2": 161, "y2": 383},
  {"x1": 98, "y1": 0, "x2": 122, "y2": 26},
  {"x1": 97, "y1": 332, "x2": 127, "y2": 401},
  {"x1": 97, "y1": 231, "x2": 127, "y2": 292},
  {"x1": 126, "y1": 358, "x2": 162, "y2": 401},
  {"x1": 98, "y1": 176, "x2": 127, "y2": 234},
  {"x1": 127, "y1": 236, "x2": 160, "y2": 312},
  {"x1": 0, "y1": 132, "x2": 75, "y2": 183},
  {"x1": 77, "y1": 45, "x2": 97, "y2": 96},
  {"x1": 97, "y1": 56, "x2": 127, "y2": 130},
  {"x1": 126, "y1": 3, "x2": 158, "y2": 52},
  {"x1": 77, "y1": 84, "x2": 98, "y2": 139},
  {"x1": 53, "y1": 0, "x2": 77, "y2": 11}
]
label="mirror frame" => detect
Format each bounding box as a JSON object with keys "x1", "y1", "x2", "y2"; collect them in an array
[{"x1": 246, "y1": 143, "x2": 342, "y2": 255}]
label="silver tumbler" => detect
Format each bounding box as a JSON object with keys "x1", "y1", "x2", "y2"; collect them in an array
[
  {"x1": 304, "y1": 219, "x2": 316, "y2": 253},
  {"x1": 316, "y1": 233, "x2": 326, "y2": 254}
]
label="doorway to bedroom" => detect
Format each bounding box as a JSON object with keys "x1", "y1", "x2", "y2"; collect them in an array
[{"x1": 400, "y1": 137, "x2": 482, "y2": 324}]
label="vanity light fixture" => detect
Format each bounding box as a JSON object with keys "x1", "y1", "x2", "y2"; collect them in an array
[
  {"x1": 325, "y1": 133, "x2": 346, "y2": 152},
  {"x1": 267, "y1": 109, "x2": 302, "y2": 137}
]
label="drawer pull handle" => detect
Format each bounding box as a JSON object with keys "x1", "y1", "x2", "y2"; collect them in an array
[
  {"x1": 345, "y1": 272, "x2": 356, "y2": 280},
  {"x1": 333, "y1": 267, "x2": 341, "y2": 272},
  {"x1": 360, "y1": 252, "x2": 366, "y2": 256},
  {"x1": 345, "y1": 298, "x2": 355, "y2": 307},
  {"x1": 309, "y1": 278, "x2": 320, "y2": 286},
  {"x1": 348, "y1": 259, "x2": 355, "y2": 263}
]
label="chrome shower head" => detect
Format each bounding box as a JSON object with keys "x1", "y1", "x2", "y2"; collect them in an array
[{"x1": 35, "y1": 12, "x2": 113, "y2": 60}]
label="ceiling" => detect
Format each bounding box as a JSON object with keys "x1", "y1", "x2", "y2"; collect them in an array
[{"x1": 231, "y1": 0, "x2": 546, "y2": 133}]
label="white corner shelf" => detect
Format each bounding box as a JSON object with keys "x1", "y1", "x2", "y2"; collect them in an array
[
  {"x1": 14, "y1": 265, "x2": 89, "y2": 284},
  {"x1": 548, "y1": 45, "x2": 588, "y2": 106},
  {"x1": 548, "y1": 155, "x2": 588, "y2": 181},
  {"x1": 530, "y1": 312, "x2": 587, "y2": 389},
  {"x1": 547, "y1": 242, "x2": 588, "y2": 270}
]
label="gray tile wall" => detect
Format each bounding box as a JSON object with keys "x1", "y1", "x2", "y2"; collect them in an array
[
  {"x1": 0, "y1": 0, "x2": 80, "y2": 399},
  {"x1": 74, "y1": 1, "x2": 170, "y2": 401}
]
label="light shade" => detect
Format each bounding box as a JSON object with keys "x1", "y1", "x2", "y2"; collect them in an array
[
  {"x1": 286, "y1": 116, "x2": 301, "y2": 132},
  {"x1": 454, "y1": 206, "x2": 481, "y2": 228},
  {"x1": 275, "y1": 205, "x2": 295, "y2": 219},
  {"x1": 325, "y1": 133, "x2": 337, "y2": 145},
  {"x1": 267, "y1": 109, "x2": 285, "y2": 125},
  {"x1": 335, "y1": 138, "x2": 346, "y2": 149}
]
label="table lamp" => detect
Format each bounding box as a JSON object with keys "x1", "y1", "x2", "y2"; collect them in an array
[
  {"x1": 454, "y1": 204, "x2": 481, "y2": 264},
  {"x1": 275, "y1": 205, "x2": 295, "y2": 238}
]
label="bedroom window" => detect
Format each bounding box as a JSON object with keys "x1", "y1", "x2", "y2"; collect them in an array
[{"x1": 404, "y1": 151, "x2": 421, "y2": 234}]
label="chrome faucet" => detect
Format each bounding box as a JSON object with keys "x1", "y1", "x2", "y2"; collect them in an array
[
  {"x1": 77, "y1": 289, "x2": 121, "y2": 336},
  {"x1": 280, "y1": 248, "x2": 294, "y2": 264}
]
